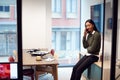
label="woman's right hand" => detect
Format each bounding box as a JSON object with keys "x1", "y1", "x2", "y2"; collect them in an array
[{"x1": 84, "y1": 28, "x2": 88, "y2": 37}]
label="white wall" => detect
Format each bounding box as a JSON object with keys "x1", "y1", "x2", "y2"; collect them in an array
[
  {"x1": 80, "y1": 0, "x2": 103, "y2": 52},
  {"x1": 117, "y1": 0, "x2": 120, "y2": 59},
  {"x1": 117, "y1": 19, "x2": 120, "y2": 59},
  {"x1": 22, "y1": 0, "x2": 52, "y2": 49}
]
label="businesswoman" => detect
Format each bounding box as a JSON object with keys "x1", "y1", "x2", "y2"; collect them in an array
[{"x1": 70, "y1": 19, "x2": 101, "y2": 80}]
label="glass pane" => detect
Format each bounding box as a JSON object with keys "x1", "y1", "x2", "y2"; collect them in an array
[
  {"x1": 103, "y1": 0, "x2": 113, "y2": 80},
  {"x1": 52, "y1": 0, "x2": 80, "y2": 66},
  {"x1": 116, "y1": 0, "x2": 120, "y2": 80},
  {"x1": 0, "y1": 0, "x2": 18, "y2": 79},
  {"x1": 0, "y1": 1, "x2": 17, "y2": 61}
]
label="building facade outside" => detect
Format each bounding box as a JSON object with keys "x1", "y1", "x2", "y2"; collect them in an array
[
  {"x1": 0, "y1": 1, "x2": 17, "y2": 56},
  {"x1": 52, "y1": 0, "x2": 81, "y2": 66}
]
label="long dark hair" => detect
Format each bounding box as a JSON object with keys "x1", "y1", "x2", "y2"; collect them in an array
[{"x1": 85, "y1": 19, "x2": 99, "y2": 32}]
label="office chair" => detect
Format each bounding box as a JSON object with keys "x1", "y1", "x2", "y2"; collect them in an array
[
  {"x1": 13, "y1": 50, "x2": 34, "y2": 80},
  {"x1": 35, "y1": 65, "x2": 53, "y2": 80},
  {"x1": 23, "y1": 68, "x2": 34, "y2": 80}
]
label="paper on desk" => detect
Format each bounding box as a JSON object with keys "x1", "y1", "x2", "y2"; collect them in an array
[{"x1": 44, "y1": 58, "x2": 55, "y2": 61}]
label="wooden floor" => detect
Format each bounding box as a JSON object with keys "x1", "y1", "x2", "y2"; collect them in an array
[{"x1": 23, "y1": 67, "x2": 86, "y2": 80}]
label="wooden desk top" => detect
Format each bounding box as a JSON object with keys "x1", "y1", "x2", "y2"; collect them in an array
[{"x1": 23, "y1": 51, "x2": 59, "y2": 66}]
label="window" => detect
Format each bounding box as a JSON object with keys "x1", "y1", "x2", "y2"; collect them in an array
[
  {"x1": 52, "y1": 31, "x2": 56, "y2": 49},
  {"x1": 52, "y1": 28, "x2": 80, "y2": 66},
  {"x1": 91, "y1": 4, "x2": 103, "y2": 32},
  {"x1": 0, "y1": 25, "x2": 17, "y2": 56},
  {"x1": 0, "y1": 6, "x2": 10, "y2": 12},
  {"x1": 0, "y1": 5, "x2": 10, "y2": 18},
  {"x1": 0, "y1": 6, "x2": 3, "y2": 11},
  {"x1": 14, "y1": 5, "x2": 17, "y2": 19},
  {"x1": 0, "y1": 0, "x2": 19, "y2": 79},
  {"x1": 52, "y1": 0, "x2": 62, "y2": 18},
  {"x1": 4, "y1": 6, "x2": 10, "y2": 12},
  {"x1": 75, "y1": 31, "x2": 80, "y2": 50},
  {"x1": 61, "y1": 31, "x2": 67, "y2": 50},
  {"x1": 66, "y1": 0, "x2": 78, "y2": 18},
  {"x1": 66, "y1": 32, "x2": 71, "y2": 50}
]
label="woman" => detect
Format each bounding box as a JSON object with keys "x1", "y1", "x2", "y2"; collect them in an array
[{"x1": 70, "y1": 19, "x2": 101, "y2": 80}]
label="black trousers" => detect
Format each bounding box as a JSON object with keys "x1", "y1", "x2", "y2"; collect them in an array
[{"x1": 70, "y1": 55, "x2": 99, "y2": 80}]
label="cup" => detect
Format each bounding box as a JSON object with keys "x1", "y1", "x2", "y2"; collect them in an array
[
  {"x1": 8, "y1": 56, "x2": 15, "y2": 62},
  {"x1": 36, "y1": 56, "x2": 41, "y2": 61},
  {"x1": 50, "y1": 49, "x2": 54, "y2": 56}
]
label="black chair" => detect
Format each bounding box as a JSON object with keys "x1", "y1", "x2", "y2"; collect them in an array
[
  {"x1": 23, "y1": 68, "x2": 34, "y2": 80},
  {"x1": 13, "y1": 50, "x2": 34, "y2": 80}
]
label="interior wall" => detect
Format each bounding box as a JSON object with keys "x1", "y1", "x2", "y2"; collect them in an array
[
  {"x1": 22, "y1": 0, "x2": 52, "y2": 49},
  {"x1": 117, "y1": 0, "x2": 120, "y2": 59},
  {"x1": 117, "y1": 20, "x2": 120, "y2": 59}
]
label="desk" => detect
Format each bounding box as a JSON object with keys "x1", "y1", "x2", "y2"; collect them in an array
[
  {"x1": 22, "y1": 51, "x2": 59, "y2": 80},
  {"x1": 115, "y1": 61, "x2": 120, "y2": 80}
]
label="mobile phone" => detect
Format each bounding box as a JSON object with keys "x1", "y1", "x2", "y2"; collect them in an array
[
  {"x1": 86, "y1": 28, "x2": 90, "y2": 33},
  {"x1": 86, "y1": 28, "x2": 88, "y2": 32}
]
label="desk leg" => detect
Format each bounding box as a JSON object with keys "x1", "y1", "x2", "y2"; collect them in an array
[
  {"x1": 52, "y1": 65, "x2": 58, "y2": 80},
  {"x1": 116, "y1": 74, "x2": 120, "y2": 80}
]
